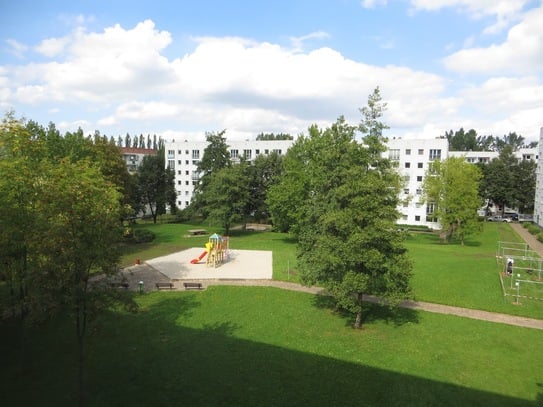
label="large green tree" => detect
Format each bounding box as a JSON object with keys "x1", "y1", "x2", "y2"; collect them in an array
[
  {"x1": 423, "y1": 157, "x2": 482, "y2": 245},
  {"x1": 272, "y1": 88, "x2": 412, "y2": 328},
  {"x1": 136, "y1": 152, "x2": 176, "y2": 223},
  {"x1": 478, "y1": 146, "x2": 536, "y2": 214},
  {"x1": 245, "y1": 152, "x2": 284, "y2": 223},
  {"x1": 202, "y1": 163, "x2": 250, "y2": 235}
]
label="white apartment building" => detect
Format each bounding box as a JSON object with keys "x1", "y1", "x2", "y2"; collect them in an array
[
  {"x1": 385, "y1": 137, "x2": 449, "y2": 229},
  {"x1": 120, "y1": 147, "x2": 157, "y2": 173},
  {"x1": 165, "y1": 136, "x2": 450, "y2": 230},
  {"x1": 165, "y1": 139, "x2": 293, "y2": 209},
  {"x1": 448, "y1": 147, "x2": 538, "y2": 164},
  {"x1": 534, "y1": 128, "x2": 543, "y2": 226}
]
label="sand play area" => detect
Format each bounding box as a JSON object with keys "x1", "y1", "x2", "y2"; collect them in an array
[{"x1": 146, "y1": 247, "x2": 273, "y2": 280}]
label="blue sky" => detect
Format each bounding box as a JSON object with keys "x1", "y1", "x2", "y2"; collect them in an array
[{"x1": 1, "y1": 0, "x2": 542, "y2": 142}]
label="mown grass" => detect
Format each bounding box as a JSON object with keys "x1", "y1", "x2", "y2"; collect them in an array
[{"x1": 2, "y1": 286, "x2": 542, "y2": 406}]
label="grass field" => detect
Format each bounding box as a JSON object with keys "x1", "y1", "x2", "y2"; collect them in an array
[
  {"x1": 2, "y1": 221, "x2": 542, "y2": 406},
  {"x1": 121, "y1": 221, "x2": 543, "y2": 318},
  {"x1": 2, "y1": 286, "x2": 542, "y2": 406}
]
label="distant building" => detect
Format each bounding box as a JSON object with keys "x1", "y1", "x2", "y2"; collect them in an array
[
  {"x1": 534, "y1": 128, "x2": 543, "y2": 226},
  {"x1": 120, "y1": 147, "x2": 157, "y2": 173},
  {"x1": 164, "y1": 139, "x2": 293, "y2": 210},
  {"x1": 384, "y1": 137, "x2": 449, "y2": 229}
]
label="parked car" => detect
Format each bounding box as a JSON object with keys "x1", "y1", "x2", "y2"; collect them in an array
[{"x1": 487, "y1": 215, "x2": 511, "y2": 222}]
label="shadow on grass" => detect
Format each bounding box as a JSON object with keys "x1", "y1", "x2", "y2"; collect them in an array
[
  {"x1": 311, "y1": 294, "x2": 420, "y2": 328},
  {"x1": 1, "y1": 294, "x2": 537, "y2": 407}
]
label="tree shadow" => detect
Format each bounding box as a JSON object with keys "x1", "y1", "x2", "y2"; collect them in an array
[{"x1": 311, "y1": 293, "x2": 420, "y2": 328}]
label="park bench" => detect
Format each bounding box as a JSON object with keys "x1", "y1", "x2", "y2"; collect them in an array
[
  {"x1": 155, "y1": 282, "x2": 175, "y2": 290},
  {"x1": 183, "y1": 282, "x2": 203, "y2": 290}
]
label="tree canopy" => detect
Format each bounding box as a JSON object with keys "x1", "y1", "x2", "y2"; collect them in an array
[
  {"x1": 423, "y1": 157, "x2": 482, "y2": 244},
  {"x1": 270, "y1": 88, "x2": 412, "y2": 328}
]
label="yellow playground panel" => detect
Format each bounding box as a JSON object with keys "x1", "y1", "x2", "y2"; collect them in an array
[
  {"x1": 206, "y1": 233, "x2": 229, "y2": 268},
  {"x1": 190, "y1": 233, "x2": 229, "y2": 267}
]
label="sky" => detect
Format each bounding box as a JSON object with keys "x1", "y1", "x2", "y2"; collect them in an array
[{"x1": 1, "y1": 0, "x2": 542, "y2": 142}]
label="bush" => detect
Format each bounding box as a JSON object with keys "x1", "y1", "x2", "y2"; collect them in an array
[
  {"x1": 526, "y1": 224, "x2": 541, "y2": 235},
  {"x1": 132, "y1": 228, "x2": 156, "y2": 243},
  {"x1": 537, "y1": 233, "x2": 543, "y2": 243}
]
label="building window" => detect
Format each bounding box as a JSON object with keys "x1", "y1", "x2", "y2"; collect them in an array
[
  {"x1": 389, "y1": 149, "x2": 400, "y2": 161},
  {"x1": 417, "y1": 162, "x2": 423, "y2": 169},
  {"x1": 405, "y1": 162, "x2": 411, "y2": 168},
  {"x1": 429, "y1": 149, "x2": 441, "y2": 161},
  {"x1": 167, "y1": 150, "x2": 175, "y2": 159},
  {"x1": 178, "y1": 160, "x2": 182, "y2": 165},
  {"x1": 185, "y1": 181, "x2": 189, "y2": 185},
  {"x1": 405, "y1": 149, "x2": 411, "y2": 155},
  {"x1": 418, "y1": 149, "x2": 424, "y2": 155},
  {"x1": 185, "y1": 201, "x2": 189, "y2": 207},
  {"x1": 177, "y1": 180, "x2": 181, "y2": 185},
  {"x1": 191, "y1": 171, "x2": 200, "y2": 181},
  {"x1": 255, "y1": 149, "x2": 260, "y2": 155},
  {"x1": 415, "y1": 215, "x2": 421, "y2": 221},
  {"x1": 178, "y1": 150, "x2": 182, "y2": 155},
  {"x1": 416, "y1": 189, "x2": 422, "y2": 195},
  {"x1": 401, "y1": 214, "x2": 408, "y2": 221},
  {"x1": 404, "y1": 188, "x2": 409, "y2": 195},
  {"x1": 185, "y1": 170, "x2": 189, "y2": 175},
  {"x1": 244, "y1": 149, "x2": 252, "y2": 160},
  {"x1": 185, "y1": 160, "x2": 189, "y2": 165},
  {"x1": 417, "y1": 176, "x2": 423, "y2": 182},
  {"x1": 264, "y1": 149, "x2": 269, "y2": 154},
  {"x1": 402, "y1": 175, "x2": 410, "y2": 182},
  {"x1": 185, "y1": 150, "x2": 189, "y2": 155},
  {"x1": 168, "y1": 160, "x2": 175, "y2": 169},
  {"x1": 230, "y1": 149, "x2": 239, "y2": 159},
  {"x1": 192, "y1": 150, "x2": 200, "y2": 159}
]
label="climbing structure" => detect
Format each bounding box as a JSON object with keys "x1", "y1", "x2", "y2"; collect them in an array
[{"x1": 206, "y1": 233, "x2": 229, "y2": 268}]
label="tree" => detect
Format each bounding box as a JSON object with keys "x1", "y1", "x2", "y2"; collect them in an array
[
  {"x1": 273, "y1": 88, "x2": 412, "y2": 329},
  {"x1": 423, "y1": 157, "x2": 482, "y2": 245},
  {"x1": 479, "y1": 146, "x2": 535, "y2": 215},
  {"x1": 256, "y1": 132, "x2": 293, "y2": 140},
  {"x1": 245, "y1": 152, "x2": 284, "y2": 222},
  {"x1": 190, "y1": 130, "x2": 231, "y2": 218},
  {"x1": 202, "y1": 164, "x2": 250, "y2": 234},
  {"x1": 136, "y1": 152, "x2": 176, "y2": 223},
  {"x1": 446, "y1": 128, "x2": 480, "y2": 151},
  {"x1": 35, "y1": 159, "x2": 125, "y2": 405}
]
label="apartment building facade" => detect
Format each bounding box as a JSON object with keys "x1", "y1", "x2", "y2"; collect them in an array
[
  {"x1": 165, "y1": 136, "x2": 451, "y2": 229},
  {"x1": 120, "y1": 147, "x2": 157, "y2": 173},
  {"x1": 534, "y1": 128, "x2": 543, "y2": 226},
  {"x1": 165, "y1": 139, "x2": 293, "y2": 210}
]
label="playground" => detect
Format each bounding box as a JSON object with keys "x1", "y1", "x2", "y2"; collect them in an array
[
  {"x1": 145, "y1": 233, "x2": 272, "y2": 280},
  {"x1": 496, "y1": 240, "x2": 543, "y2": 303}
]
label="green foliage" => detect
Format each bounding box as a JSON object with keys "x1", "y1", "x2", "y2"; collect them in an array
[
  {"x1": 255, "y1": 132, "x2": 293, "y2": 140},
  {"x1": 136, "y1": 153, "x2": 176, "y2": 223},
  {"x1": 130, "y1": 228, "x2": 156, "y2": 243},
  {"x1": 271, "y1": 88, "x2": 412, "y2": 328},
  {"x1": 423, "y1": 156, "x2": 483, "y2": 244},
  {"x1": 202, "y1": 164, "x2": 250, "y2": 235}
]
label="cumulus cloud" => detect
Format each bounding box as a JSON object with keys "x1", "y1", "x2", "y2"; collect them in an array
[
  {"x1": 361, "y1": 0, "x2": 388, "y2": 9},
  {"x1": 443, "y1": 6, "x2": 543, "y2": 74},
  {"x1": 3, "y1": 18, "x2": 542, "y2": 142},
  {"x1": 410, "y1": 0, "x2": 531, "y2": 33}
]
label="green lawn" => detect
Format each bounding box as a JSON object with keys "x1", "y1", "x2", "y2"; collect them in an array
[
  {"x1": 2, "y1": 286, "x2": 542, "y2": 406},
  {"x1": 121, "y1": 221, "x2": 543, "y2": 319},
  {"x1": 3, "y1": 221, "x2": 541, "y2": 406}
]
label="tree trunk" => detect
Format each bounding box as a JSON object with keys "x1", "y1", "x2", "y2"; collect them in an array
[{"x1": 353, "y1": 292, "x2": 363, "y2": 329}]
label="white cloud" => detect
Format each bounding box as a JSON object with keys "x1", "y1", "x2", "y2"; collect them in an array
[
  {"x1": 361, "y1": 0, "x2": 388, "y2": 9},
  {"x1": 4, "y1": 18, "x2": 542, "y2": 142},
  {"x1": 35, "y1": 37, "x2": 70, "y2": 58},
  {"x1": 289, "y1": 31, "x2": 330, "y2": 52},
  {"x1": 5, "y1": 39, "x2": 28, "y2": 58},
  {"x1": 409, "y1": 0, "x2": 531, "y2": 33},
  {"x1": 443, "y1": 6, "x2": 543, "y2": 74}
]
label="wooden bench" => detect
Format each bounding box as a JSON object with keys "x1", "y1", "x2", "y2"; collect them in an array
[
  {"x1": 155, "y1": 282, "x2": 175, "y2": 290},
  {"x1": 188, "y1": 229, "x2": 207, "y2": 236},
  {"x1": 183, "y1": 282, "x2": 203, "y2": 290}
]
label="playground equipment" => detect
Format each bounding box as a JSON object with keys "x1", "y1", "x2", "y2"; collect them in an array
[
  {"x1": 496, "y1": 241, "x2": 543, "y2": 303},
  {"x1": 190, "y1": 233, "x2": 229, "y2": 268}
]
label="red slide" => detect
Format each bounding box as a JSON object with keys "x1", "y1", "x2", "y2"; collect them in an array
[{"x1": 190, "y1": 251, "x2": 207, "y2": 264}]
